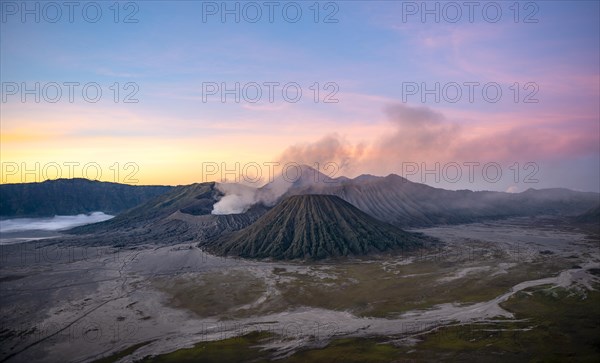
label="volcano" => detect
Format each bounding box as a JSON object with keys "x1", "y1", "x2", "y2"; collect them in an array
[{"x1": 205, "y1": 194, "x2": 430, "y2": 260}]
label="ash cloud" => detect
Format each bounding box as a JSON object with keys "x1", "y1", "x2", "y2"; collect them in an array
[
  {"x1": 211, "y1": 183, "x2": 259, "y2": 215},
  {"x1": 278, "y1": 134, "x2": 365, "y2": 175},
  {"x1": 211, "y1": 103, "x2": 600, "y2": 214},
  {"x1": 279, "y1": 103, "x2": 595, "y2": 177},
  {"x1": 376, "y1": 103, "x2": 461, "y2": 162},
  {"x1": 272, "y1": 104, "x2": 462, "y2": 178},
  {"x1": 210, "y1": 104, "x2": 445, "y2": 215},
  {"x1": 211, "y1": 178, "x2": 292, "y2": 215},
  {"x1": 211, "y1": 164, "x2": 336, "y2": 215}
]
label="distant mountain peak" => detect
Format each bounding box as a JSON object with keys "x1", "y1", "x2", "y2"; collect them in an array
[
  {"x1": 352, "y1": 174, "x2": 382, "y2": 183},
  {"x1": 384, "y1": 173, "x2": 410, "y2": 182},
  {"x1": 287, "y1": 164, "x2": 339, "y2": 185}
]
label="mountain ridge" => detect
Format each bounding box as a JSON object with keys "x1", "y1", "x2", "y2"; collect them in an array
[
  {"x1": 0, "y1": 178, "x2": 172, "y2": 218},
  {"x1": 3, "y1": 173, "x2": 598, "y2": 249},
  {"x1": 205, "y1": 194, "x2": 431, "y2": 260},
  {"x1": 276, "y1": 169, "x2": 599, "y2": 227}
]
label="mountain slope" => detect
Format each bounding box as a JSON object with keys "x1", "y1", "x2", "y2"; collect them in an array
[
  {"x1": 36, "y1": 170, "x2": 598, "y2": 248},
  {"x1": 279, "y1": 173, "x2": 599, "y2": 227},
  {"x1": 575, "y1": 204, "x2": 600, "y2": 224},
  {"x1": 206, "y1": 194, "x2": 430, "y2": 260},
  {"x1": 0, "y1": 179, "x2": 172, "y2": 217},
  {"x1": 69, "y1": 182, "x2": 268, "y2": 245}
]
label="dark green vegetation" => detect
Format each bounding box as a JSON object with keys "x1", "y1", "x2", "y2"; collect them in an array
[
  {"x1": 0, "y1": 178, "x2": 171, "y2": 217},
  {"x1": 413, "y1": 285, "x2": 600, "y2": 362},
  {"x1": 206, "y1": 195, "x2": 430, "y2": 260},
  {"x1": 92, "y1": 341, "x2": 153, "y2": 363},
  {"x1": 138, "y1": 332, "x2": 274, "y2": 363},
  {"x1": 124, "y1": 285, "x2": 600, "y2": 363},
  {"x1": 137, "y1": 334, "x2": 406, "y2": 363},
  {"x1": 278, "y1": 338, "x2": 410, "y2": 363}
]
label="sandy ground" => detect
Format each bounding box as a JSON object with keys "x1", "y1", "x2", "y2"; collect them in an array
[{"x1": 0, "y1": 216, "x2": 598, "y2": 362}]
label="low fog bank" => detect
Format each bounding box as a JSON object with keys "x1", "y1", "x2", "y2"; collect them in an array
[{"x1": 0, "y1": 212, "x2": 114, "y2": 233}]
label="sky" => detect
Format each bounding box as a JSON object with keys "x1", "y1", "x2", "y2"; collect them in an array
[{"x1": 1, "y1": 0, "x2": 599, "y2": 192}]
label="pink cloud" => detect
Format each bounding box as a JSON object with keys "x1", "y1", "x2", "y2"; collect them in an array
[{"x1": 277, "y1": 103, "x2": 599, "y2": 178}]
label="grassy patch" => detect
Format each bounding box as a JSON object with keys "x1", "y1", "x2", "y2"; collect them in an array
[
  {"x1": 153, "y1": 251, "x2": 572, "y2": 320},
  {"x1": 139, "y1": 331, "x2": 274, "y2": 363},
  {"x1": 409, "y1": 285, "x2": 600, "y2": 362},
  {"x1": 137, "y1": 333, "x2": 410, "y2": 363},
  {"x1": 273, "y1": 256, "x2": 570, "y2": 318},
  {"x1": 152, "y1": 270, "x2": 266, "y2": 319},
  {"x1": 125, "y1": 284, "x2": 599, "y2": 362},
  {"x1": 279, "y1": 338, "x2": 408, "y2": 363},
  {"x1": 92, "y1": 341, "x2": 153, "y2": 363}
]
